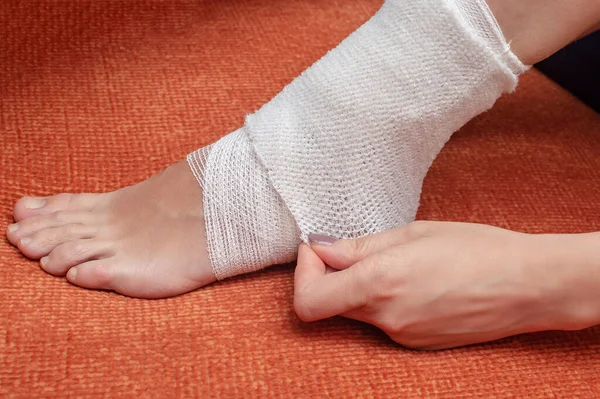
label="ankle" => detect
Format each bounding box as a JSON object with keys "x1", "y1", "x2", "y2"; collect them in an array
[{"x1": 487, "y1": 0, "x2": 600, "y2": 64}]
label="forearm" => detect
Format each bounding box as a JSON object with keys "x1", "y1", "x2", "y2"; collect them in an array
[
  {"x1": 482, "y1": 0, "x2": 600, "y2": 329},
  {"x1": 535, "y1": 231, "x2": 600, "y2": 331}
]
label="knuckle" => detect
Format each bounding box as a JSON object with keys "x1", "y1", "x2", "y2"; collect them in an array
[
  {"x1": 346, "y1": 236, "x2": 372, "y2": 259},
  {"x1": 68, "y1": 241, "x2": 88, "y2": 258},
  {"x1": 341, "y1": 237, "x2": 360, "y2": 255},
  {"x1": 28, "y1": 230, "x2": 43, "y2": 245},
  {"x1": 16, "y1": 217, "x2": 33, "y2": 231}
]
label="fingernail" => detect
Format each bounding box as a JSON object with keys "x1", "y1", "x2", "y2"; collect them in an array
[
  {"x1": 40, "y1": 257, "x2": 49, "y2": 268},
  {"x1": 308, "y1": 234, "x2": 337, "y2": 246},
  {"x1": 67, "y1": 267, "x2": 78, "y2": 280},
  {"x1": 20, "y1": 237, "x2": 32, "y2": 246},
  {"x1": 7, "y1": 223, "x2": 19, "y2": 232},
  {"x1": 26, "y1": 197, "x2": 45, "y2": 209}
]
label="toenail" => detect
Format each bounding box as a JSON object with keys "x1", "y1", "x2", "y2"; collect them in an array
[
  {"x1": 7, "y1": 223, "x2": 19, "y2": 232},
  {"x1": 20, "y1": 237, "x2": 32, "y2": 246},
  {"x1": 40, "y1": 257, "x2": 49, "y2": 268},
  {"x1": 67, "y1": 267, "x2": 78, "y2": 280},
  {"x1": 26, "y1": 197, "x2": 46, "y2": 209}
]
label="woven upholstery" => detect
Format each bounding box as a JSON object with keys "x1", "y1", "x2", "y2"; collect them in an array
[{"x1": 1, "y1": 1, "x2": 599, "y2": 397}]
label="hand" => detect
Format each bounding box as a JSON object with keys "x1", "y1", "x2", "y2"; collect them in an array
[{"x1": 294, "y1": 221, "x2": 598, "y2": 350}]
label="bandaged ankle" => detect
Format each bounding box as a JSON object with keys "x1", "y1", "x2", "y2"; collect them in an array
[{"x1": 188, "y1": 0, "x2": 528, "y2": 280}]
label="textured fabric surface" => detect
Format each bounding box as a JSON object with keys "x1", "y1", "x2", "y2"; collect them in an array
[{"x1": 1, "y1": 1, "x2": 600, "y2": 398}]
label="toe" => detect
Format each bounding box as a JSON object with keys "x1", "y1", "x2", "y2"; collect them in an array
[
  {"x1": 64, "y1": 259, "x2": 188, "y2": 299},
  {"x1": 13, "y1": 197, "x2": 47, "y2": 221},
  {"x1": 7, "y1": 211, "x2": 94, "y2": 246},
  {"x1": 41, "y1": 239, "x2": 113, "y2": 276},
  {"x1": 66, "y1": 260, "x2": 115, "y2": 291},
  {"x1": 16, "y1": 224, "x2": 98, "y2": 259},
  {"x1": 13, "y1": 193, "x2": 102, "y2": 221}
]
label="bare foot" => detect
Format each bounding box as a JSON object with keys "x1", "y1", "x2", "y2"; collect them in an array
[{"x1": 7, "y1": 160, "x2": 216, "y2": 298}]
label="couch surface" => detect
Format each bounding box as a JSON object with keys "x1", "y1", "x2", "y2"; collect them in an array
[{"x1": 2, "y1": 1, "x2": 600, "y2": 397}]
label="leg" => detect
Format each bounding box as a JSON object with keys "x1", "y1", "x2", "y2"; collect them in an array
[
  {"x1": 486, "y1": 0, "x2": 600, "y2": 65},
  {"x1": 7, "y1": 0, "x2": 600, "y2": 298}
]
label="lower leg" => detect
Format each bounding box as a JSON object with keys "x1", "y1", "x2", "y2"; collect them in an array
[{"x1": 487, "y1": 0, "x2": 600, "y2": 64}]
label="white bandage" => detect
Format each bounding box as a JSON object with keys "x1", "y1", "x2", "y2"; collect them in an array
[{"x1": 188, "y1": 0, "x2": 527, "y2": 279}]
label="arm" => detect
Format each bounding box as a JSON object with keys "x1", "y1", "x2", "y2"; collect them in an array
[
  {"x1": 294, "y1": 222, "x2": 600, "y2": 349},
  {"x1": 544, "y1": 231, "x2": 600, "y2": 330}
]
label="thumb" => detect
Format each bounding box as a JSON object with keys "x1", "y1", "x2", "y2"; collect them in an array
[
  {"x1": 308, "y1": 224, "x2": 423, "y2": 270},
  {"x1": 294, "y1": 243, "x2": 370, "y2": 322},
  {"x1": 294, "y1": 243, "x2": 328, "y2": 295}
]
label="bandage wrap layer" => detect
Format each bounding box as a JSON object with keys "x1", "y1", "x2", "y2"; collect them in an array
[{"x1": 188, "y1": 0, "x2": 528, "y2": 279}]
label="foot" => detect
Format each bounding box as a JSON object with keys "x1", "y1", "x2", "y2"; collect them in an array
[{"x1": 7, "y1": 160, "x2": 216, "y2": 298}]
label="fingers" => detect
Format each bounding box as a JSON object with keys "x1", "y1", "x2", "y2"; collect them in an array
[
  {"x1": 294, "y1": 243, "x2": 370, "y2": 322},
  {"x1": 294, "y1": 243, "x2": 328, "y2": 294},
  {"x1": 309, "y1": 221, "x2": 434, "y2": 270}
]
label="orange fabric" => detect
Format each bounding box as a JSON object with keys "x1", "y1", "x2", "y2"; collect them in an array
[{"x1": 1, "y1": 1, "x2": 600, "y2": 397}]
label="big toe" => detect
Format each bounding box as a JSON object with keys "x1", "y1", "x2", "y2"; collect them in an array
[
  {"x1": 66, "y1": 260, "x2": 116, "y2": 292},
  {"x1": 13, "y1": 193, "x2": 101, "y2": 221},
  {"x1": 67, "y1": 257, "x2": 208, "y2": 299}
]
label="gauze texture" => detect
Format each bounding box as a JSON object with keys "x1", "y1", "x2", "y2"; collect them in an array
[{"x1": 188, "y1": 0, "x2": 528, "y2": 279}]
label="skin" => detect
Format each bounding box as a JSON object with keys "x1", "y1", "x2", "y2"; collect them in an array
[
  {"x1": 486, "y1": 0, "x2": 600, "y2": 65},
  {"x1": 292, "y1": 1, "x2": 600, "y2": 349},
  {"x1": 5, "y1": 0, "x2": 600, "y2": 317},
  {"x1": 295, "y1": 222, "x2": 600, "y2": 350},
  {"x1": 7, "y1": 161, "x2": 216, "y2": 298}
]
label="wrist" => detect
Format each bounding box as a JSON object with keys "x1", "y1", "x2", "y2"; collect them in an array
[{"x1": 533, "y1": 233, "x2": 600, "y2": 331}]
